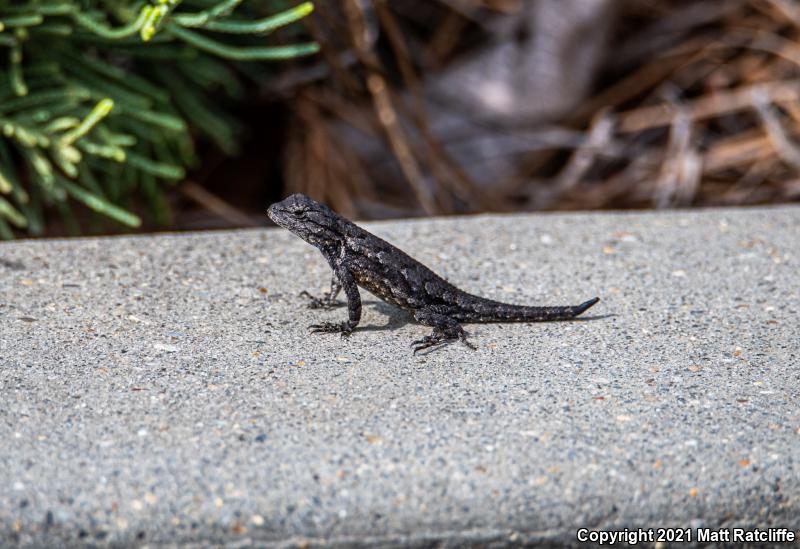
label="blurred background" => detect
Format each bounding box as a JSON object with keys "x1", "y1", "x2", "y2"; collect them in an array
[{"x1": 2, "y1": 0, "x2": 800, "y2": 239}]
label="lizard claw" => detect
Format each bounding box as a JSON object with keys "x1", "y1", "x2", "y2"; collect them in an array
[
  {"x1": 308, "y1": 322, "x2": 336, "y2": 333},
  {"x1": 411, "y1": 335, "x2": 443, "y2": 354},
  {"x1": 308, "y1": 323, "x2": 329, "y2": 333},
  {"x1": 411, "y1": 329, "x2": 476, "y2": 353},
  {"x1": 309, "y1": 322, "x2": 354, "y2": 336}
]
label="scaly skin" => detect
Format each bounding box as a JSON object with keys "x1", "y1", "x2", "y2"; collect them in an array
[{"x1": 268, "y1": 194, "x2": 599, "y2": 352}]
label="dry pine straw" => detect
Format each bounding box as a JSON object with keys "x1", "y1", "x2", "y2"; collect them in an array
[{"x1": 283, "y1": 0, "x2": 800, "y2": 216}]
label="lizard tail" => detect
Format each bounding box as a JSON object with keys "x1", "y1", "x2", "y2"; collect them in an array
[
  {"x1": 522, "y1": 296, "x2": 599, "y2": 321},
  {"x1": 456, "y1": 296, "x2": 600, "y2": 322},
  {"x1": 573, "y1": 297, "x2": 600, "y2": 316}
]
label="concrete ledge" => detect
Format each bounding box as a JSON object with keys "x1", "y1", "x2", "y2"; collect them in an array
[{"x1": 1, "y1": 207, "x2": 798, "y2": 547}]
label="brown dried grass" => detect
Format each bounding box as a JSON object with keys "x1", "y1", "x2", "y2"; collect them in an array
[{"x1": 283, "y1": 0, "x2": 800, "y2": 216}]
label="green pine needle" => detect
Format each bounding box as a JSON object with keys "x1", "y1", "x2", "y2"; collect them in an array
[
  {"x1": 0, "y1": 0, "x2": 318, "y2": 237},
  {"x1": 59, "y1": 176, "x2": 141, "y2": 227}
]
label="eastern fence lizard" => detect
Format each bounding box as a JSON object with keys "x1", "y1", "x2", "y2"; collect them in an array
[{"x1": 268, "y1": 194, "x2": 598, "y2": 352}]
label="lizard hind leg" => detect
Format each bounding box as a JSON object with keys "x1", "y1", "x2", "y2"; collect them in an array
[{"x1": 412, "y1": 309, "x2": 476, "y2": 353}]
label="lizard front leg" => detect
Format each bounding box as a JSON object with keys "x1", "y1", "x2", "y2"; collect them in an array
[
  {"x1": 412, "y1": 308, "x2": 476, "y2": 353},
  {"x1": 308, "y1": 267, "x2": 361, "y2": 337},
  {"x1": 300, "y1": 272, "x2": 344, "y2": 309}
]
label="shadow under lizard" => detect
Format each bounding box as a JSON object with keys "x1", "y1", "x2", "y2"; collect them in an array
[{"x1": 268, "y1": 194, "x2": 599, "y2": 353}]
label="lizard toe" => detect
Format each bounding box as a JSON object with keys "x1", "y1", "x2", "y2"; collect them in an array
[{"x1": 308, "y1": 322, "x2": 335, "y2": 333}]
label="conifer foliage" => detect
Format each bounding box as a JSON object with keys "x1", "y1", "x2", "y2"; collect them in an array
[{"x1": 0, "y1": 0, "x2": 317, "y2": 238}]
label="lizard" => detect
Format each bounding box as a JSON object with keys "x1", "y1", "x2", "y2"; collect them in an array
[{"x1": 268, "y1": 193, "x2": 599, "y2": 353}]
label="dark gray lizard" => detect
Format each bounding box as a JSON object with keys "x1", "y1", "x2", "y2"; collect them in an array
[{"x1": 268, "y1": 193, "x2": 599, "y2": 352}]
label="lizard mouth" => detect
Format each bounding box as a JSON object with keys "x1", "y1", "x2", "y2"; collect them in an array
[{"x1": 267, "y1": 204, "x2": 288, "y2": 227}]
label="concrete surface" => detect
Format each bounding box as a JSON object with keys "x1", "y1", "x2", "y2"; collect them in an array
[{"x1": 0, "y1": 206, "x2": 798, "y2": 547}]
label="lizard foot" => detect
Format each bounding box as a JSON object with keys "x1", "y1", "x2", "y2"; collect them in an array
[
  {"x1": 308, "y1": 321, "x2": 354, "y2": 338},
  {"x1": 411, "y1": 334, "x2": 450, "y2": 354},
  {"x1": 412, "y1": 328, "x2": 476, "y2": 354},
  {"x1": 412, "y1": 310, "x2": 477, "y2": 353}
]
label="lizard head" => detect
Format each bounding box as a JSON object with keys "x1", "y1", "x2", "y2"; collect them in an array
[{"x1": 268, "y1": 193, "x2": 343, "y2": 249}]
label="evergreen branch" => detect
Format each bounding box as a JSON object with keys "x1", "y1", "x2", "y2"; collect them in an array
[
  {"x1": 0, "y1": 0, "x2": 318, "y2": 238},
  {"x1": 9, "y1": 43, "x2": 27, "y2": 96},
  {"x1": 173, "y1": 0, "x2": 243, "y2": 27},
  {"x1": 167, "y1": 23, "x2": 319, "y2": 60},
  {"x1": 0, "y1": 216, "x2": 13, "y2": 239},
  {"x1": 59, "y1": 98, "x2": 114, "y2": 146},
  {"x1": 183, "y1": 1, "x2": 313, "y2": 34},
  {"x1": 58, "y1": 176, "x2": 141, "y2": 227},
  {"x1": 0, "y1": 15, "x2": 44, "y2": 29},
  {"x1": 126, "y1": 151, "x2": 185, "y2": 179},
  {"x1": 0, "y1": 195, "x2": 27, "y2": 227},
  {"x1": 0, "y1": 140, "x2": 28, "y2": 203},
  {"x1": 77, "y1": 140, "x2": 126, "y2": 162},
  {"x1": 71, "y1": 6, "x2": 152, "y2": 39}
]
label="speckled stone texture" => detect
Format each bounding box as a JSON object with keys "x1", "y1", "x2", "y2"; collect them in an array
[{"x1": 1, "y1": 207, "x2": 798, "y2": 548}]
